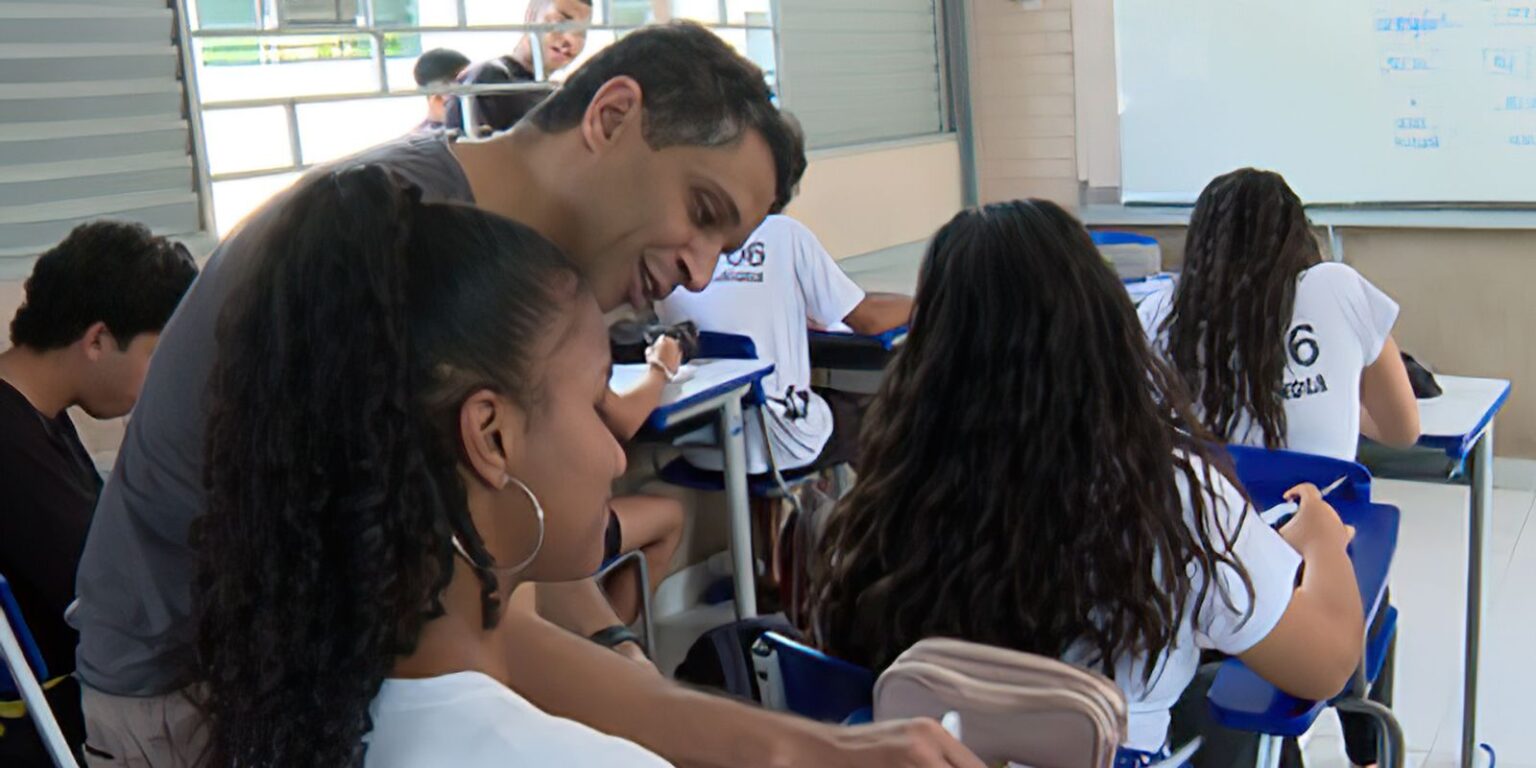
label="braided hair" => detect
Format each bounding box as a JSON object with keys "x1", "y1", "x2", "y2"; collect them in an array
[
  {"x1": 194, "y1": 166, "x2": 579, "y2": 767},
  {"x1": 1159, "y1": 168, "x2": 1324, "y2": 448}
]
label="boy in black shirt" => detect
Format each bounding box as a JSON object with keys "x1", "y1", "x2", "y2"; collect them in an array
[
  {"x1": 0, "y1": 221, "x2": 195, "y2": 765},
  {"x1": 447, "y1": 0, "x2": 590, "y2": 136}
]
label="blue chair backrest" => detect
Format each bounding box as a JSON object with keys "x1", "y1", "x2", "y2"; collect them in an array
[
  {"x1": 1226, "y1": 445, "x2": 1372, "y2": 510},
  {"x1": 1090, "y1": 231, "x2": 1159, "y2": 247},
  {"x1": 758, "y1": 631, "x2": 875, "y2": 724},
  {"x1": 0, "y1": 574, "x2": 49, "y2": 700},
  {"x1": 697, "y1": 331, "x2": 758, "y2": 361}
]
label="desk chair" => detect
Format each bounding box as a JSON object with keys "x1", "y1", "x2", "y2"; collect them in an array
[
  {"x1": 1207, "y1": 500, "x2": 1403, "y2": 768},
  {"x1": 1226, "y1": 445, "x2": 1373, "y2": 509},
  {"x1": 657, "y1": 332, "x2": 837, "y2": 609},
  {"x1": 751, "y1": 631, "x2": 875, "y2": 725},
  {"x1": 0, "y1": 575, "x2": 79, "y2": 768},
  {"x1": 596, "y1": 550, "x2": 657, "y2": 654}
]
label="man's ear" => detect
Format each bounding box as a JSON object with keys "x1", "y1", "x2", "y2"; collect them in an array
[
  {"x1": 78, "y1": 321, "x2": 110, "y2": 362},
  {"x1": 579, "y1": 76, "x2": 643, "y2": 154},
  {"x1": 457, "y1": 390, "x2": 525, "y2": 489}
]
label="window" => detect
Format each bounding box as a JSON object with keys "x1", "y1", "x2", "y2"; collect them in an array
[
  {"x1": 280, "y1": 0, "x2": 360, "y2": 25},
  {"x1": 183, "y1": 0, "x2": 712, "y2": 231},
  {"x1": 776, "y1": 0, "x2": 948, "y2": 148}
]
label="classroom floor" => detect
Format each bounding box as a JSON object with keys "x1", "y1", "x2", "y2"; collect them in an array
[{"x1": 1300, "y1": 468, "x2": 1536, "y2": 768}]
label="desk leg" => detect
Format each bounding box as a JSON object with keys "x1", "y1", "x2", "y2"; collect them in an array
[
  {"x1": 719, "y1": 398, "x2": 757, "y2": 619},
  {"x1": 1460, "y1": 426, "x2": 1494, "y2": 768}
]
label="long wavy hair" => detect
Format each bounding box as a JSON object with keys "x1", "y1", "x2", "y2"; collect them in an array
[
  {"x1": 1160, "y1": 168, "x2": 1324, "y2": 448},
  {"x1": 193, "y1": 166, "x2": 579, "y2": 767},
  {"x1": 810, "y1": 199, "x2": 1252, "y2": 678}
]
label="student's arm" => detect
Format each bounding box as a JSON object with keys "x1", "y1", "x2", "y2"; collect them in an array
[
  {"x1": 1237, "y1": 484, "x2": 1364, "y2": 701},
  {"x1": 499, "y1": 604, "x2": 984, "y2": 768},
  {"x1": 534, "y1": 580, "x2": 651, "y2": 667},
  {"x1": 1359, "y1": 336, "x2": 1420, "y2": 448},
  {"x1": 600, "y1": 336, "x2": 683, "y2": 441},
  {"x1": 842, "y1": 292, "x2": 913, "y2": 336}
]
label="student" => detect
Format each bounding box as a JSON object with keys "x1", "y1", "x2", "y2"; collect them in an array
[
  {"x1": 412, "y1": 47, "x2": 471, "y2": 132},
  {"x1": 539, "y1": 334, "x2": 688, "y2": 659},
  {"x1": 1139, "y1": 167, "x2": 1420, "y2": 461},
  {"x1": 1140, "y1": 168, "x2": 1419, "y2": 768},
  {"x1": 70, "y1": 23, "x2": 974, "y2": 768},
  {"x1": 810, "y1": 200, "x2": 1364, "y2": 758},
  {"x1": 656, "y1": 214, "x2": 911, "y2": 475},
  {"x1": 0, "y1": 222, "x2": 195, "y2": 766},
  {"x1": 447, "y1": 0, "x2": 590, "y2": 137},
  {"x1": 194, "y1": 167, "x2": 668, "y2": 767}
]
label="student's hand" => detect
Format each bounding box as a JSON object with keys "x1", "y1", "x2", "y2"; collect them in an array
[
  {"x1": 799, "y1": 718, "x2": 986, "y2": 767},
  {"x1": 646, "y1": 335, "x2": 683, "y2": 377},
  {"x1": 1278, "y1": 483, "x2": 1354, "y2": 555}
]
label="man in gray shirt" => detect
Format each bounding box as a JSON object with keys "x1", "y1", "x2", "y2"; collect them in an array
[{"x1": 70, "y1": 22, "x2": 979, "y2": 768}]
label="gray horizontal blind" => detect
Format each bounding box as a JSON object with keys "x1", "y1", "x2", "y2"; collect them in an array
[
  {"x1": 0, "y1": 0, "x2": 202, "y2": 277},
  {"x1": 777, "y1": 0, "x2": 945, "y2": 149}
]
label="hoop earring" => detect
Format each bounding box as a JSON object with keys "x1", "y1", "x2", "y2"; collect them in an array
[{"x1": 451, "y1": 476, "x2": 545, "y2": 577}]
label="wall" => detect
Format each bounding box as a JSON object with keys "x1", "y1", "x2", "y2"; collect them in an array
[
  {"x1": 784, "y1": 135, "x2": 964, "y2": 259},
  {"x1": 966, "y1": 0, "x2": 1536, "y2": 457},
  {"x1": 969, "y1": 0, "x2": 1079, "y2": 208}
]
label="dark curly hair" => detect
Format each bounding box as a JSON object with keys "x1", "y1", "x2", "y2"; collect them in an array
[
  {"x1": 526, "y1": 21, "x2": 806, "y2": 213},
  {"x1": 1159, "y1": 168, "x2": 1324, "y2": 448},
  {"x1": 193, "y1": 165, "x2": 580, "y2": 767},
  {"x1": 810, "y1": 200, "x2": 1253, "y2": 679},
  {"x1": 10, "y1": 220, "x2": 197, "y2": 350}
]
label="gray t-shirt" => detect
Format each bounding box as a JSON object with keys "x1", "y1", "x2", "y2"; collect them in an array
[{"x1": 70, "y1": 134, "x2": 474, "y2": 696}]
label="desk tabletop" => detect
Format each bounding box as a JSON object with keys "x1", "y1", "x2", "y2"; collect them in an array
[
  {"x1": 610, "y1": 358, "x2": 775, "y2": 432},
  {"x1": 1417, "y1": 375, "x2": 1512, "y2": 459},
  {"x1": 810, "y1": 326, "x2": 908, "y2": 351},
  {"x1": 1207, "y1": 499, "x2": 1401, "y2": 735}
]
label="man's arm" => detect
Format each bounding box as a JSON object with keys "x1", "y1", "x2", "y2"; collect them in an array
[
  {"x1": 500, "y1": 605, "x2": 983, "y2": 768},
  {"x1": 842, "y1": 292, "x2": 913, "y2": 336}
]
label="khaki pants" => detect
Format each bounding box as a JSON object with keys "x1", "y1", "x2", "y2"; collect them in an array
[{"x1": 79, "y1": 685, "x2": 207, "y2": 768}]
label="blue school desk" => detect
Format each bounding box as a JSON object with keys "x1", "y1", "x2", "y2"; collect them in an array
[
  {"x1": 1207, "y1": 499, "x2": 1402, "y2": 768},
  {"x1": 610, "y1": 358, "x2": 775, "y2": 619},
  {"x1": 1390, "y1": 375, "x2": 1511, "y2": 768},
  {"x1": 808, "y1": 327, "x2": 906, "y2": 394},
  {"x1": 1124, "y1": 272, "x2": 1177, "y2": 306}
]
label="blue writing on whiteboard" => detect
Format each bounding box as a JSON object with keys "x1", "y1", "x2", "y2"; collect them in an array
[
  {"x1": 1511, "y1": 134, "x2": 1536, "y2": 146},
  {"x1": 1497, "y1": 5, "x2": 1536, "y2": 25},
  {"x1": 1384, "y1": 55, "x2": 1433, "y2": 71},
  {"x1": 1504, "y1": 95, "x2": 1536, "y2": 110},
  {"x1": 1395, "y1": 135, "x2": 1441, "y2": 149},
  {"x1": 1396, "y1": 116, "x2": 1429, "y2": 129},
  {"x1": 1485, "y1": 48, "x2": 1532, "y2": 75},
  {"x1": 1374, "y1": 12, "x2": 1449, "y2": 36}
]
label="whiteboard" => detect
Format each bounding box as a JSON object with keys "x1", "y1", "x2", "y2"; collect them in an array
[{"x1": 1115, "y1": 0, "x2": 1536, "y2": 204}]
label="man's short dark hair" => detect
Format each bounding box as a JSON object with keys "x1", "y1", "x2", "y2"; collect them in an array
[
  {"x1": 526, "y1": 21, "x2": 807, "y2": 212},
  {"x1": 10, "y1": 221, "x2": 198, "y2": 351},
  {"x1": 414, "y1": 48, "x2": 471, "y2": 87}
]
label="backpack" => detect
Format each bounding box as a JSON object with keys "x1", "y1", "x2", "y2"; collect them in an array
[
  {"x1": 875, "y1": 638, "x2": 1128, "y2": 768},
  {"x1": 673, "y1": 614, "x2": 802, "y2": 701}
]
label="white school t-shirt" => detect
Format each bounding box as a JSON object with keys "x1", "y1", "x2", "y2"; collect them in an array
[
  {"x1": 657, "y1": 215, "x2": 867, "y2": 474},
  {"x1": 364, "y1": 671, "x2": 672, "y2": 767},
  {"x1": 1077, "y1": 456, "x2": 1302, "y2": 751},
  {"x1": 1138, "y1": 263, "x2": 1401, "y2": 461}
]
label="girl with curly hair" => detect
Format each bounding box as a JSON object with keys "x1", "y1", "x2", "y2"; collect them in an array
[{"x1": 192, "y1": 165, "x2": 669, "y2": 767}]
